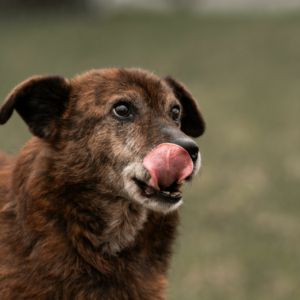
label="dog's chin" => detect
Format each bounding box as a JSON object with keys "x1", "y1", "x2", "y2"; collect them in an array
[
  {"x1": 133, "y1": 178, "x2": 184, "y2": 213},
  {"x1": 122, "y1": 160, "x2": 200, "y2": 214},
  {"x1": 123, "y1": 177, "x2": 183, "y2": 214}
]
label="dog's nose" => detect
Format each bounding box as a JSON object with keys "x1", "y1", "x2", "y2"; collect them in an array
[
  {"x1": 160, "y1": 126, "x2": 199, "y2": 163},
  {"x1": 174, "y1": 138, "x2": 199, "y2": 163}
]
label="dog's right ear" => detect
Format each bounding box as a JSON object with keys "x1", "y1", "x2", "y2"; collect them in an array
[
  {"x1": 0, "y1": 76, "x2": 70, "y2": 140},
  {"x1": 165, "y1": 76, "x2": 205, "y2": 137}
]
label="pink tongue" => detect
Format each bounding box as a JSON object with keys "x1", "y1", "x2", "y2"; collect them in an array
[{"x1": 143, "y1": 143, "x2": 194, "y2": 190}]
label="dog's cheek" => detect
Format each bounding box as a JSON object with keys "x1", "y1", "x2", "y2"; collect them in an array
[
  {"x1": 83, "y1": 131, "x2": 124, "y2": 189},
  {"x1": 85, "y1": 123, "x2": 149, "y2": 193}
]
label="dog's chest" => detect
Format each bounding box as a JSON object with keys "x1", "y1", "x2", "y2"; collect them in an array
[
  {"x1": 55, "y1": 273, "x2": 166, "y2": 300},
  {"x1": 64, "y1": 209, "x2": 177, "y2": 300}
]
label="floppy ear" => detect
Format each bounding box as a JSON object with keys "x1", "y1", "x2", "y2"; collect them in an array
[
  {"x1": 165, "y1": 76, "x2": 205, "y2": 137},
  {"x1": 0, "y1": 76, "x2": 70, "y2": 140}
]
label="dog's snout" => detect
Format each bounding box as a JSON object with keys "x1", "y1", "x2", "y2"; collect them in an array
[
  {"x1": 174, "y1": 138, "x2": 199, "y2": 163},
  {"x1": 160, "y1": 127, "x2": 199, "y2": 163}
]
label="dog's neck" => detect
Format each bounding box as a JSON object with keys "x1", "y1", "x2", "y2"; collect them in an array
[
  {"x1": 66, "y1": 195, "x2": 148, "y2": 257},
  {"x1": 12, "y1": 139, "x2": 150, "y2": 260}
]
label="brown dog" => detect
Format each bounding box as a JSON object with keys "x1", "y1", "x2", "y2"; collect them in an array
[{"x1": 0, "y1": 68, "x2": 205, "y2": 299}]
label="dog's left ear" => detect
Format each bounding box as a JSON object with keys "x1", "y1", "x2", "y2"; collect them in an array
[
  {"x1": 165, "y1": 76, "x2": 205, "y2": 137},
  {"x1": 0, "y1": 75, "x2": 70, "y2": 140}
]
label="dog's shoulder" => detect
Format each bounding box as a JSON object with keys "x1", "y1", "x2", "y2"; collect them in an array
[
  {"x1": 0, "y1": 151, "x2": 11, "y2": 167},
  {"x1": 0, "y1": 152, "x2": 13, "y2": 209}
]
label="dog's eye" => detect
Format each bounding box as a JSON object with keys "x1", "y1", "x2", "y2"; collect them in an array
[
  {"x1": 170, "y1": 106, "x2": 181, "y2": 122},
  {"x1": 113, "y1": 103, "x2": 133, "y2": 120}
]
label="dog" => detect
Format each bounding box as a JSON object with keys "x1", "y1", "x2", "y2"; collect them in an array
[{"x1": 0, "y1": 68, "x2": 205, "y2": 299}]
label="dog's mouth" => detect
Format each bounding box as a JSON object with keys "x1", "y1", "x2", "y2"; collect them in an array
[
  {"x1": 133, "y1": 178, "x2": 183, "y2": 204},
  {"x1": 122, "y1": 143, "x2": 201, "y2": 213}
]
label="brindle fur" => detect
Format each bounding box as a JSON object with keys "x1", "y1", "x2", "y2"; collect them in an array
[{"x1": 0, "y1": 68, "x2": 205, "y2": 299}]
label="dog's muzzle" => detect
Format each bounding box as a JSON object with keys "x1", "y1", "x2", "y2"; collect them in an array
[
  {"x1": 122, "y1": 141, "x2": 201, "y2": 213},
  {"x1": 133, "y1": 142, "x2": 199, "y2": 207},
  {"x1": 143, "y1": 143, "x2": 193, "y2": 190}
]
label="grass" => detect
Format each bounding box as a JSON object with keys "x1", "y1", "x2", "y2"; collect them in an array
[{"x1": 0, "y1": 11, "x2": 300, "y2": 300}]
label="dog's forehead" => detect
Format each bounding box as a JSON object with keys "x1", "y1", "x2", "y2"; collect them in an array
[{"x1": 71, "y1": 68, "x2": 175, "y2": 110}]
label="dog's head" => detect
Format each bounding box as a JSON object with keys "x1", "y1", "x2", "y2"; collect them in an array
[{"x1": 0, "y1": 69, "x2": 205, "y2": 213}]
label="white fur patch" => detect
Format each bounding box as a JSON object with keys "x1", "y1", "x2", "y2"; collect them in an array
[{"x1": 193, "y1": 151, "x2": 202, "y2": 176}]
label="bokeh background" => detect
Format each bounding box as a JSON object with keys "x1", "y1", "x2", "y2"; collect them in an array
[{"x1": 1, "y1": 1, "x2": 300, "y2": 299}]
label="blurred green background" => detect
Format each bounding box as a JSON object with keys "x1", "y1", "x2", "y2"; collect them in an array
[{"x1": 0, "y1": 3, "x2": 300, "y2": 300}]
